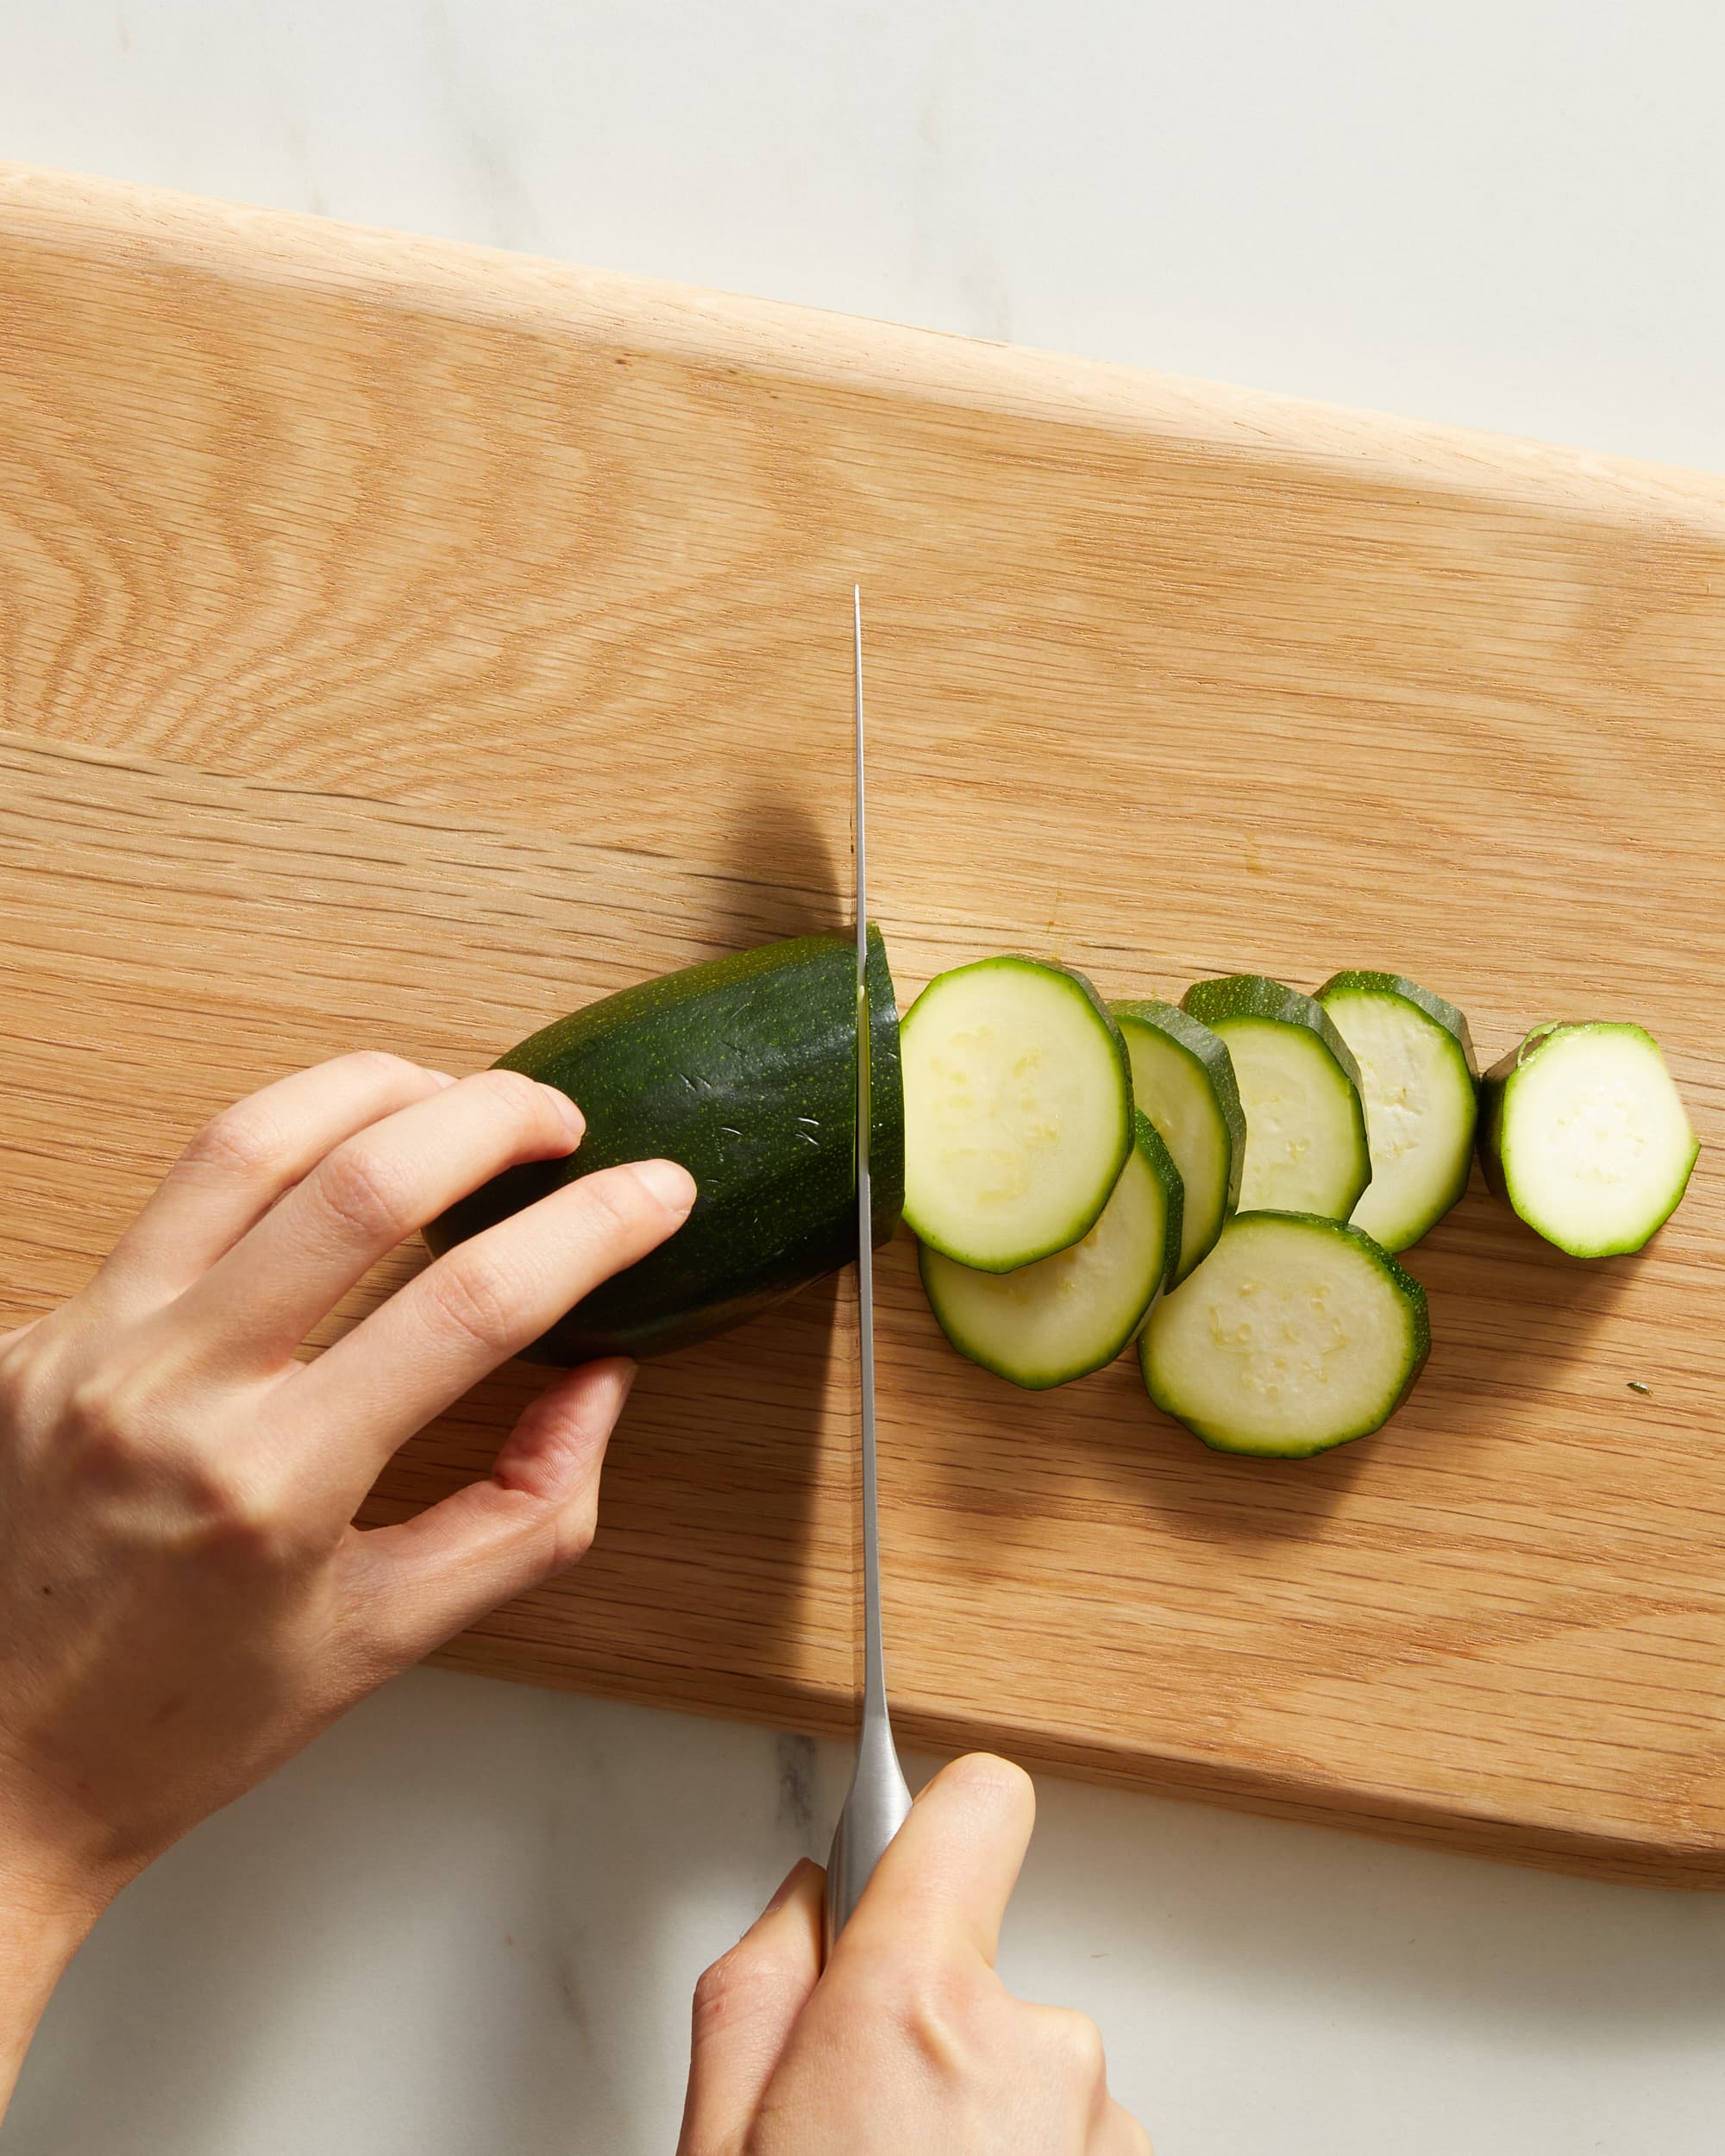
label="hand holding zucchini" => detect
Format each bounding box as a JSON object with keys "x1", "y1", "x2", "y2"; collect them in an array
[{"x1": 425, "y1": 929, "x2": 903, "y2": 1363}]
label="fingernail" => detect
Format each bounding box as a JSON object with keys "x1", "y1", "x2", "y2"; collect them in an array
[
  {"x1": 429, "y1": 1069, "x2": 460, "y2": 1088},
  {"x1": 543, "y1": 1087, "x2": 586, "y2": 1143},
  {"x1": 764, "y1": 1858, "x2": 812, "y2": 1915},
  {"x1": 629, "y1": 1157, "x2": 696, "y2": 1213}
]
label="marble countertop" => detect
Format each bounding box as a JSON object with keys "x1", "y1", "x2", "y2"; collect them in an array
[{"x1": 6, "y1": 6, "x2": 1725, "y2": 2152}]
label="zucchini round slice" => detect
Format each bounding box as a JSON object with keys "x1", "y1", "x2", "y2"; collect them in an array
[
  {"x1": 1479, "y1": 1021, "x2": 1699, "y2": 1257},
  {"x1": 1139, "y1": 1212, "x2": 1430, "y2": 1457},
  {"x1": 919, "y1": 1111, "x2": 1182, "y2": 1388},
  {"x1": 901, "y1": 956, "x2": 1133, "y2": 1272},
  {"x1": 1316, "y1": 970, "x2": 1478, "y2": 1253},
  {"x1": 1112, "y1": 999, "x2": 1244, "y2": 1284},
  {"x1": 425, "y1": 927, "x2": 903, "y2": 1363},
  {"x1": 1181, "y1": 975, "x2": 1371, "y2": 1221}
]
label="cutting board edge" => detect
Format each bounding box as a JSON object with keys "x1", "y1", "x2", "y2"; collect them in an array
[
  {"x1": 5, "y1": 157, "x2": 1725, "y2": 536},
  {"x1": 426, "y1": 1640, "x2": 1725, "y2": 1894}
]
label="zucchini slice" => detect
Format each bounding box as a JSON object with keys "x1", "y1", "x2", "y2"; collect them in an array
[
  {"x1": 920, "y1": 1112, "x2": 1183, "y2": 1388},
  {"x1": 1139, "y1": 1212, "x2": 1430, "y2": 1457},
  {"x1": 425, "y1": 928, "x2": 902, "y2": 1363},
  {"x1": 1112, "y1": 999, "x2": 1244, "y2": 1284},
  {"x1": 1181, "y1": 975, "x2": 1371, "y2": 1221},
  {"x1": 1478, "y1": 1022, "x2": 1699, "y2": 1257},
  {"x1": 901, "y1": 956, "x2": 1133, "y2": 1272},
  {"x1": 1316, "y1": 970, "x2": 1478, "y2": 1253}
]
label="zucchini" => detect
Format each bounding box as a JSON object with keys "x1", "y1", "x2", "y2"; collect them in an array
[
  {"x1": 1478, "y1": 1021, "x2": 1699, "y2": 1257},
  {"x1": 1181, "y1": 975, "x2": 1371, "y2": 1221},
  {"x1": 424, "y1": 928, "x2": 903, "y2": 1363},
  {"x1": 901, "y1": 956, "x2": 1133, "y2": 1272},
  {"x1": 1140, "y1": 1212, "x2": 1430, "y2": 1457},
  {"x1": 1112, "y1": 998, "x2": 1244, "y2": 1282},
  {"x1": 1315, "y1": 970, "x2": 1478, "y2": 1252},
  {"x1": 919, "y1": 1111, "x2": 1182, "y2": 1389}
]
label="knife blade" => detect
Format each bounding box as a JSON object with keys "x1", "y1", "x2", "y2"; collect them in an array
[{"x1": 823, "y1": 586, "x2": 913, "y2": 1954}]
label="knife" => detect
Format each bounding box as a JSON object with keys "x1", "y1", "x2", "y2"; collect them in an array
[{"x1": 824, "y1": 587, "x2": 913, "y2": 1955}]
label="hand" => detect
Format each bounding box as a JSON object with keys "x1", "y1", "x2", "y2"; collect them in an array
[
  {"x1": 0, "y1": 1051, "x2": 693, "y2": 2094},
  {"x1": 678, "y1": 1754, "x2": 1151, "y2": 2155}
]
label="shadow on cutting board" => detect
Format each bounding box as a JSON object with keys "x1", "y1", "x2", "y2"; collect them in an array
[
  {"x1": 1123, "y1": 1175, "x2": 1653, "y2": 1551},
  {"x1": 696, "y1": 780, "x2": 847, "y2": 952}
]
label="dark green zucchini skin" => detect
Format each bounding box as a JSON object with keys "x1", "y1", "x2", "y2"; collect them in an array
[
  {"x1": 425, "y1": 927, "x2": 903, "y2": 1364},
  {"x1": 1314, "y1": 969, "x2": 1480, "y2": 1075},
  {"x1": 1181, "y1": 973, "x2": 1364, "y2": 1091},
  {"x1": 1477, "y1": 1022, "x2": 1572, "y2": 1206}
]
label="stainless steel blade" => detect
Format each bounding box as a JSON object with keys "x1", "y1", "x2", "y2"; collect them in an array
[{"x1": 824, "y1": 587, "x2": 913, "y2": 1955}]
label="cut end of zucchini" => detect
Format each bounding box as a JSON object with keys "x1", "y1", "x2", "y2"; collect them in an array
[
  {"x1": 1181, "y1": 975, "x2": 1371, "y2": 1222},
  {"x1": 901, "y1": 956, "x2": 1132, "y2": 1272},
  {"x1": 1140, "y1": 1211, "x2": 1429, "y2": 1457},
  {"x1": 919, "y1": 1109, "x2": 1182, "y2": 1389},
  {"x1": 1316, "y1": 970, "x2": 1478, "y2": 1254},
  {"x1": 1481, "y1": 1022, "x2": 1699, "y2": 1257},
  {"x1": 1113, "y1": 999, "x2": 1244, "y2": 1283}
]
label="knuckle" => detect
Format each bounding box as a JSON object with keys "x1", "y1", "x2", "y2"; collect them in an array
[
  {"x1": 474, "y1": 1067, "x2": 553, "y2": 1125},
  {"x1": 62, "y1": 1363, "x2": 162, "y2": 1463},
  {"x1": 425, "y1": 1249, "x2": 523, "y2": 1352},
  {"x1": 552, "y1": 1488, "x2": 600, "y2": 1569},
  {"x1": 848, "y1": 1949, "x2": 991, "y2": 2077},
  {"x1": 316, "y1": 1140, "x2": 413, "y2": 1243},
  {"x1": 43, "y1": 1351, "x2": 310, "y2": 1568},
  {"x1": 1039, "y1": 2006, "x2": 1107, "y2": 2086},
  {"x1": 573, "y1": 1169, "x2": 643, "y2": 1241},
  {"x1": 690, "y1": 1945, "x2": 792, "y2": 2044},
  {"x1": 689, "y1": 1951, "x2": 741, "y2": 2040},
  {"x1": 341, "y1": 1048, "x2": 422, "y2": 1088},
  {"x1": 181, "y1": 1102, "x2": 283, "y2": 1179},
  {"x1": 173, "y1": 1457, "x2": 304, "y2": 1567}
]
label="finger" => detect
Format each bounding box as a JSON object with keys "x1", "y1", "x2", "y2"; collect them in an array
[
  {"x1": 97, "y1": 1054, "x2": 455, "y2": 1307},
  {"x1": 677, "y1": 1860, "x2": 825, "y2": 2156},
  {"x1": 833, "y1": 1753, "x2": 1034, "y2": 1976},
  {"x1": 176, "y1": 1068, "x2": 586, "y2": 1369},
  {"x1": 346, "y1": 1358, "x2": 633, "y2": 1663},
  {"x1": 282, "y1": 1158, "x2": 694, "y2": 1485}
]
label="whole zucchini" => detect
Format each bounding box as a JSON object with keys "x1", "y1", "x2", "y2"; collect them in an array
[{"x1": 426, "y1": 927, "x2": 903, "y2": 1363}]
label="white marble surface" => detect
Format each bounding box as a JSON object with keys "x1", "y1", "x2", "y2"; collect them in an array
[{"x1": 6, "y1": 5, "x2": 1725, "y2": 2151}]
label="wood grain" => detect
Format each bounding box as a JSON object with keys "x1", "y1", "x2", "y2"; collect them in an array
[{"x1": 2, "y1": 161, "x2": 1722, "y2": 1887}]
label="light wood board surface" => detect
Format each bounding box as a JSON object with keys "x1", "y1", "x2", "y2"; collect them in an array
[{"x1": 2, "y1": 162, "x2": 1722, "y2": 1888}]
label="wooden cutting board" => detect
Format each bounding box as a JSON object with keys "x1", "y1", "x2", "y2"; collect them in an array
[{"x1": 3, "y1": 163, "x2": 1721, "y2": 1890}]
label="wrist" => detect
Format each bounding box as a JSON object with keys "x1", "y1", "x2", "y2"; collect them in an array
[
  {"x1": 0, "y1": 1849, "x2": 109, "y2": 2118},
  {"x1": 1, "y1": 1846, "x2": 112, "y2": 1934},
  {"x1": 0, "y1": 1783, "x2": 125, "y2": 1941},
  {"x1": 0, "y1": 1739, "x2": 146, "y2": 1914}
]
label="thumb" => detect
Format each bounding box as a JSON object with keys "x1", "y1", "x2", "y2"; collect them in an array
[
  {"x1": 677, "y1": 1859, "x2": 824, "y2": 2156},
  {"x1": 834, "y1": 1752, "x2": 1035, "y2": 1973}
]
